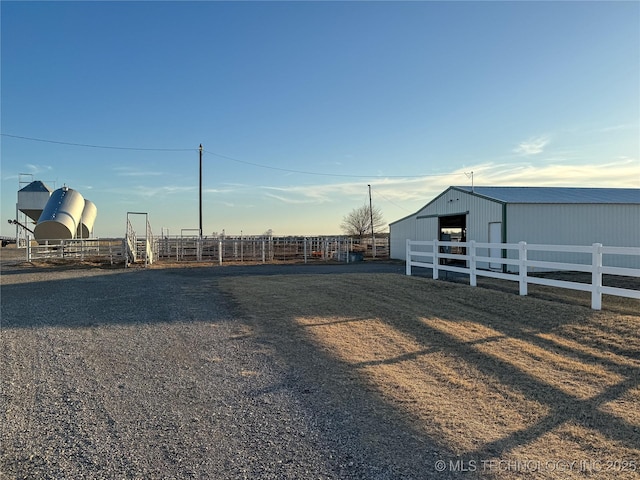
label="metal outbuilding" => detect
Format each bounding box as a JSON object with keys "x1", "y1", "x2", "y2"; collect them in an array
[{"x1": 389, "y1": 186, "x2": 640, "y2": 269}]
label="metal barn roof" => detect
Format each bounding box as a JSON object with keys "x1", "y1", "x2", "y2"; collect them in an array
[{"x1": 454, "y1": 186, "x2": 640, "y2": 204}]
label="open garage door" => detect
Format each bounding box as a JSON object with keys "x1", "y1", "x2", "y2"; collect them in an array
[{"x1": 438, "y1": 214, "x2": 466, "y2": 265}]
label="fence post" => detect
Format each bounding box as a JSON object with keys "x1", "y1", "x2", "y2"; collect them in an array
[
  {"x1": 519, "y1": 241, "x2": 528, "y2": 296},
  {"x1": 304, "y1": 237, "x2": 308, "y2": 264},
  {"x1": 469, "y1": 240, "x2": 476, "y2": 287},
  {"x1": 433, "y1": 239, "x2": 439, "y2": 280},
  {"x1": 218, "y1": 240, "x2": 223, "y2": 266},
  {"x1": 406, "y1": 239, "x2": 412, "y2": 276},
  {"x1": 262, "y1": 239, "x2": 266, "y2": 264},
  {"x1": 26, "y1": 236, "x2": 31, "y2": 262},
  {"x1": 591, "y1": 243, "x2": 603, "y2": 310}
]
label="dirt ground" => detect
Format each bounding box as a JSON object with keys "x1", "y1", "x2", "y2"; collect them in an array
[{"x1": 1, "y1": 249, "x2": 639, "y2": 479}]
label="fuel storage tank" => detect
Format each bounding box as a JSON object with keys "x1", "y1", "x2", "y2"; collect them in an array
[
  {"x1": 34, "y1": 187, "x2": 85, "y2": 241},
  {"x1": 77, "y1": 199, "x2": 97, "y2": 238}
]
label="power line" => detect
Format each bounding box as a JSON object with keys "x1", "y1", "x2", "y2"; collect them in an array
[
  {"x1": 370, "y1": 186, "x2": 413, "y2": 212},
  {"x1": 203, "y1": 149, "x2": 461, "y2": 179},
  {"x1": 2, "y1": 132, "x2": 470, "y2": 180},
  {"x1": 0, "y1": 133, "x2": 195, "y2": 152}
]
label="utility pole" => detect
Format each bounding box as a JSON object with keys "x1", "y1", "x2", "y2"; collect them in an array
[
  {"x1": 199, "y1": 144, "x2": 203, "y2": 238},
  {"x1": 368, "y1": 184, "x2": 376, "y2": 258}
]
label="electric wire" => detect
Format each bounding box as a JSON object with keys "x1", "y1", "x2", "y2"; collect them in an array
[
  {"x1": 370, "y1": 186, "x2": 413, "y2": 212},
  {"x1": 2, "y1": 132, "x2": 470, "y2": 180},
  {"x1": 203, "y1": 149, "x2": 461, "y2": 179},
  {"x1": 0, "y1": 133, "x2": 195, "y2": 152}
]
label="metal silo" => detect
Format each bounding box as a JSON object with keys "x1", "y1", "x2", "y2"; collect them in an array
[
  {"x1": 77, "y1": 200, "x2": 98, "y2": 238},
  {"x1": 17, "y1": 180, "x2": 52, "y2": 223},
  {"x1": 34, "y1": 187, "x2": 85, "y2": 241}
]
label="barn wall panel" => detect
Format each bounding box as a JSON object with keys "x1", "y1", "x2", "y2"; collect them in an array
[{"x1": 506, "y1": 204, "x2": 640, "y2": 268}]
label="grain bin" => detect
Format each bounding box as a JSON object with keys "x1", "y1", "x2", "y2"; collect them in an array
[
  {"x1": 34, "y1": 187, "x2": 85, "y2": 241},
  {"x1": 77, "y1": 200, "x2": 97, "y2": 238},
  {"x1": 17, "y1": 180, "x2": 52, "y2": 223}
]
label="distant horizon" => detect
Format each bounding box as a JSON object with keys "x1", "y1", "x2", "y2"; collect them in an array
[{"x1": 10, "y1": 177, "x2": 639, "y2": 240}]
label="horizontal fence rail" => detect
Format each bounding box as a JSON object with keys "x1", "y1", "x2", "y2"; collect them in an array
[
  {"x1": 26, "y1": 238, "x2": 125, "y2": 265},
  {"x1": 155, "y1": 235, "x2": 389, "y2": 264},
  {"x1": 406, "y1": 239, "x2": 640, "y2": 310},
  {"x1": 18, "y1": 235, "x2": 389, "y2": 267}
]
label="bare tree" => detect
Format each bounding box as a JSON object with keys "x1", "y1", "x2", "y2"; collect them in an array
[{"x1": 340, "y1": 204, "x2": 385, "y2": 239}]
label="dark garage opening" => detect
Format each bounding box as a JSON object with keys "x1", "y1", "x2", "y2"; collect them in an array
[{"x1": 438, "y1": 214, "x2": 467, "y2": 265}]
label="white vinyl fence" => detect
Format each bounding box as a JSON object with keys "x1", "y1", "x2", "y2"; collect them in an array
[{"x1": 406, "y1": 239, "x2": 640, "y2": 310}]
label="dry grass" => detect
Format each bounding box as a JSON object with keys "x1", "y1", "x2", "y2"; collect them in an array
[{"x1": 218, "y1": 273, "x2": 640, "y2": 479}]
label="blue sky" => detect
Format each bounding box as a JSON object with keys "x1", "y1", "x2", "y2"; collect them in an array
[{"x1": 2, "y1": 1, "x2": 638, "y2": 237}]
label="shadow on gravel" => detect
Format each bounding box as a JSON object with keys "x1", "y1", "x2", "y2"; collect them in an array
[
  {"x1": 1, "y1": 262, "x2": 404, "y2": 329},
  {"x1": 0, "y1": 263, "x2": 120, "y2": 277},
  {"x1": 213, "y1": 273, "x2": 640, "y2": 478},
  {"x1": 1, "y1": 263, "x2": 454, "y2": 478},
  {"x1": 163, "y1": 261, "x2": 407, "y2": 278},
  {"x1": 4, "y1": 263, "x2": 638, "y2": 479}
]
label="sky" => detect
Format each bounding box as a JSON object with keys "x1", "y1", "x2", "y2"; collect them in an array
[{"x1": 1, "y1": 1, "x2": 639, "y2": 238}]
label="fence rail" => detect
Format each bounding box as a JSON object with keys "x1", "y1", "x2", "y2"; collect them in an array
[
  {"x1": 155, "y1": 235, "x2": 389, "y2": 264},
  {"x1": 20, "y1": 235, "x2": 389, "y2": 266},
  {"x1": 406, "y1": 239, "x2": 640, "y2": 310},
  {"x1": 27, "y1": 238, "x2": 125, "y2": 265}
]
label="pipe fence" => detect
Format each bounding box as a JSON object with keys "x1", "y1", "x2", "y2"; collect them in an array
[
  {"x1": 26, "y1": 238, "x2": 125, "y2": 265},
  {"x1": 155, "y1": 235, "x2": 389, "y2": 264},
  {"x1": 18, "y1": 235, "x2": 390, "y2": 267}
]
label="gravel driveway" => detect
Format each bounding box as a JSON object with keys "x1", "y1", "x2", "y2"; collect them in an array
[{"x1": 1, "y1": 255, "x2": 453, "y2": 479}]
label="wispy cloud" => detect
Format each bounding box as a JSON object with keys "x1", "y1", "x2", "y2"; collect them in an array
[
  {"x1": 263, "y1": 193, "x2": 312, "y2": 204},
  {"x1": 261, "y1": 182, "x2": 368, "y2": 205},
  {"x1": 459, "y1": 158, "x2": 640, "y2": 188},
  {"x1": 597, "y1": 123, "x2": 637, "y2": 133},
  {"x1": 514, "y1": 136, "x2": 550, "y2": 155},
  {"x1": 251, "y1": 157, "x2": 639, "y2": 210},
  {"x1": 103, "y1": 185, "x2": 195, "y2": 198},
  {"x1": 25, "y1": 164, "x2": 53, "y2": 175},
  {"x1": 113, "y1": 166, "x2": 164, "y2": 177},
  {"x1": 2, "y1": 165, "x2": 54, "y2": 181}
]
